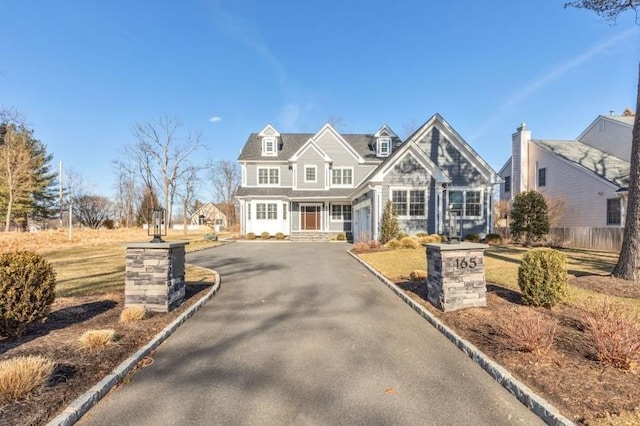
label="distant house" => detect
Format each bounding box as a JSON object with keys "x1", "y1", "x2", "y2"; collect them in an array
[
  {"x1": 235, "y1": 113, "x2": 501, "y2": 241},
  {"x1": 190, "y1": 202, "x2": 228, "y2": 230},
  {"x1": 498, "y1": 114, "x2": 633, "y2": 227}
]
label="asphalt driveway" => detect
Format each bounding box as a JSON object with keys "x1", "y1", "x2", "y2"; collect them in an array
[{"x1": 78, "y1": 242, "x2": 544, "y2": 425}]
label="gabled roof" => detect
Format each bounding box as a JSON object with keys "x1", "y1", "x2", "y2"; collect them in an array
[
  {"x1": 576, "y1": 114, "x2": 634, "y2": 141},
  {"x1": 534, "y1": 139, "x2": 630, "y2": 188},
  {"x1": 366, "y1": 141, "x2": 451, "y2": 184},
  {"x1": 258, "y1": 124, "x2": 280, "y2": 137},
  {"x1": 238, "y1": 129, "x2": 386, "y2": 162},
  {"x1": 288, "y1": 138, "x2": 332, "y2": 162},
  {"x1": 405, "y1": 113, "x2": 501, "y2": 184},
  {"x1": 374, "y1": 124, "x2": 397, "y2": 138}
]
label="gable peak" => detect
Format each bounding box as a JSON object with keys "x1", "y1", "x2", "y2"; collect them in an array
[{"x1": 258, "y1": 124, "x2": 280, "y2": 138}]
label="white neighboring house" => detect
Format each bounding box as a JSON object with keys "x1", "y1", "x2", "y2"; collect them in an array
[
  {"x1": 498, "y1": 114, "x2": 633, "y2": 227},
  {"x1": 190, "y1": 202, "x2": 228, "y2": 231}
]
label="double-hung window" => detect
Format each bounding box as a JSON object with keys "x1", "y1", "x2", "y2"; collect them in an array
[
  {"x1": 304, "y1": 165, "x2": 316, "y2": 183},
  {"x1": 538, "y1": 167, "x2": 546, "y2": 187},
  {"x1": 504, "y1": 176, "x2": 511, "y2": 193},
  {"x1": 332, "y1": 168, "x2": 353, "y2": 186},
  {"x1": 378, "y1": 138, "x2": 391, "y2": 157},
  {"x1": 256, "y1": 203, "x2": 278, "y2": 220},
  {"x1": 448, "y1": 190, "x2": 482, "y2": 218},
  {"x1": 331, "y1": 204, "x2": 352, "y2": 221},
  {"x1": 606, "y1": 198, "x2": 621, "y2": 225},
  {"x1": 262, "y1": 137, "x2": 277, "y2": 156},
  {"x1": 391, "y1": 190, "x2": 425, "y2": 217},
  {"x1": 258, "y1": 167, "x2": 279, "y2": 185}
]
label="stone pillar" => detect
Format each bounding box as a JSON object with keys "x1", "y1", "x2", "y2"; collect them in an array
[
  {"x1": 123, "y1": 242, "x2": 189, "y2": 312},
  {"x1": 425, "y1": 242, "x2": 489, "y2": 312}
]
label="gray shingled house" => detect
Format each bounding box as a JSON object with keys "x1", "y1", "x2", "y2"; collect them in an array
[{"x1": 236, "y1": 113, "x2": 501, "y2": 241}]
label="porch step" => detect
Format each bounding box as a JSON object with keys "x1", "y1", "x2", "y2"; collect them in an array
[{"x1": 290, "y1": 232, "x2": 334, "y2": 242}]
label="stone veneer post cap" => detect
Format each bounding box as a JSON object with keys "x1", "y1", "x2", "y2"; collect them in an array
[
  {"x1": 123, "y1": 241, "x2": 190, "y2": 249},
  {"x1": 424, "y1": 242, "x2": 490, "y2": 251}
]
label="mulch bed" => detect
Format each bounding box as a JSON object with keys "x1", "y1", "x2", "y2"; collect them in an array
[
  {"x1": 0, "y1": 283, "x2": 213, "y2": 426},
  {"x1": 397, "y1": 275, "x2": 640, "y2": 424}
]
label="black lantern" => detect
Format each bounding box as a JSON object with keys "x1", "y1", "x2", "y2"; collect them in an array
[
  {"x1": 148, "y1": 207, "x2": 167, "y2": 243},
  {"x1": 446, "y1": 204, "x2": 461, "y2": 244}
]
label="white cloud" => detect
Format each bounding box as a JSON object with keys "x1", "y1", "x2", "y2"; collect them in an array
[{"x1": 209, "y1": 116, "x2": 222, "y2": 123}]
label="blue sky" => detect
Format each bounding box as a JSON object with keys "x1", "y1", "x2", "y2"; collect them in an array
[{"x1": 1, "y1": 0, "x2": 638, "y2": 199}]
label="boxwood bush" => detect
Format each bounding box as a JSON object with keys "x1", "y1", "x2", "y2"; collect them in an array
[
  {"x1": 260, "y1": 232, "x2": 270, "y2": 240},
  {"x1": 246, "y1": 232, "x2": 256, "y2": 240},
  {"x1": 0, "y1": 251, "x2": 56, "y2": 338},
  {"x1": 518, "y1": 248, "x2": 568, "y2": 308}
]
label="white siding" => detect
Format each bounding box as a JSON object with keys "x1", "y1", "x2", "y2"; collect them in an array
[
  {"x1": 528, "y1": 145, "x2": 621, "y2": 227},
  {"x1": 579, "y1": 118, "x2": 632, "y2": 161}
]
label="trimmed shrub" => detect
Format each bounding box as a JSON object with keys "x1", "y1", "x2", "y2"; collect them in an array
[
  {"x1": 415, "y1": 232, "x2": 428, "y2": 238},
  {"x1": 275, "y1": 232, "x2": 285, "y2": 240},
  {"x1": 510, "y1": 190, "x2": 549, "y2": 246},
  {"x1": 203, "y1": 233, "x2": 218, "y2": 241},
  {"x1": 0, "y1": 355, "x2": 55, "y2": 404},
  {"x1": 464, "y1": 234, "x2": 480, "y2": 242},
  {"x1": 397, "y1": 232, "x2": 409, "y2": 240},
  {"x1": 0, "y1": 250, "x2": 56, "y2": 338},
  {"x1": 518, "y1": 248, "x2": 568, "y2": 308},
  {"x1": 429, "y1": 234, "x2": 443, "y2": 243},
  {"x1": 260, "y1": 232, "x2": 270, "y2": 240},
  {"x1": 78, "y1": 329, "x2": 116, "y2": 351},
  {"x1": 120, "y1": 306, "x2": 148, "y2": 324},
  {"x1": 497, "y1": 307, "x2": 557, "y2": 355},
  {"x1": 400, "y1": 237, "x2": 419, "y2": 249},
  {"x1": 409, "y1": 270, "x2": 426, "y2": 281},
  {"x1": 246, "y1": 232, "x2": 256, "y2": 240},
  {"x1": 336, "y1": 233, "x2": 346, "y2": 241},
  {"x1": 580, "y1": 300, "x2": 640, "y2": 370},
  {"x1": 385, "y1": 239, "x2": 402, "y2": 250},
  {"x1": 485, "y1": 233, "x2": 502, "y2": 245}
]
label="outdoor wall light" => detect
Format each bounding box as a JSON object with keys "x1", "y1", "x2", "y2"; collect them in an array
[
  {"x1": 149, "y1": 207, "x2": 167, "y2": 243},
  {"x1": 446, "y1": 203, "x2": 461, "y2": 244}
]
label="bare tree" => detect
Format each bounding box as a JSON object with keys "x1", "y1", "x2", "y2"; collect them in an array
[
  {"x1": 543, "y1": 194, "x2": 568, "y2": 227},
  {"x1": 566, "y1": 0, "x2": 640, "y2": 281},
  {"x1": 128, "y1": 114, "x2": 205, "y2": 225},
  {"x1": 113, "y1": 160, "x2": 140, "y2": 228},
  {"x1": 73, "y1": 194, "x2": 112, "y2": 229},
  {"x1": 209, "y1": 160, "x2": 240, "y2": 226},
  {"x1": 178, "y1": 164, "x2": 202, "y2": 235},
  {"x1": 326, "y1": 115, "x2": 346, "y2": 132}
]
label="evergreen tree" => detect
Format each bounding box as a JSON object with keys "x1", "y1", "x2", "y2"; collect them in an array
[
  {"x1": 379, "y1": 200, "x2": 400, "y2": 244},
  {"x1": 509, "y1": 190, "x2": 549, "y2": 246}
]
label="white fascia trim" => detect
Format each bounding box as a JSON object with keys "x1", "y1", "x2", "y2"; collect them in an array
[
  {"x1": 258, "y1": 124, "x2": 281, "y2": 137},
  {"x1": 288, "y1": 139, "x2": 332, "y2": 162},
  {"x1": 374, "y1": 124, "x2": 398, "y2": 138},
  {"x1": 314, "y1": 123, "x2": 365, "y2": 164},
  {"x1": 371, "y1": 143, "x2": 450, "y2": 183}
]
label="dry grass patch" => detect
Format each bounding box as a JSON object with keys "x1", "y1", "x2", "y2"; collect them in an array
[
  {"x1": 0, "y1": 355, "x2": 55, "y2": 404},
  {"x1": 357, "y1": 249, "x2": 424, "y2": 281},
  {"x1": 78, "y1": 329, "x2": 116, "y2": 351},
  {"x1": 409, "y1": 270, "x2": 426, "y2": 281},
  {"x1": 119, "y1": 306, "x2": 148, "y2": 323}
]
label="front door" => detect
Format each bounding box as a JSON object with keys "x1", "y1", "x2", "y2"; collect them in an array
[{"x1": 301, "y1": 205, "x2": 321, "y2": 230}]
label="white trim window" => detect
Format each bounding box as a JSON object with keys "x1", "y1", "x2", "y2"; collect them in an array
[
  {"x1": 377, "y1": 137, "x2": 391, "y2": 157},
  {"x1": 332, "y1": 168, "x2": 353, "y2": 186},
  {"x1": 391, "y1": 189, "x2": 425, "y2": 217},
  {"x1": 449, "y1": 190, "x2": 482, "y2": 218},
  {"x1": 283, "y1": 203, "x2": 288, "y2": 220},
  {"x1": 262, "y1": 137, "x2": 277, "y2": 156},
  {"x1": 331, "y1": 204, "x2": 352, "y2": 222},
  {"x1": 304, "y1": 165, "x2": 317, "y2": 183},
  {"x1": 258, "y1": 167, "x2": 279, "y2": 186},
  {"x1": 256, "y1": 203, "x2": 278, "y2": 220}
]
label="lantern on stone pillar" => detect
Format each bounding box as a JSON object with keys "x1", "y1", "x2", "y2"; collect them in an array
[
  {"x1": 149, "y1": 207, "x2": 167, "y2": 243},
  {"x1": 446, "y1": 204, "x2": 461, "y2": 244}
]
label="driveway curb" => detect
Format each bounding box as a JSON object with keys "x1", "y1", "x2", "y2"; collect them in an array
[
  {"x1": 348, "y1": 250, "x2": 574, "y2": 426},
  {"x1": 47, "y1": 268, "x2": 222, "y2": 426}
]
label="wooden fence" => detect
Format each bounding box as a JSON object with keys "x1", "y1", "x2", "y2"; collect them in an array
[{"x1": 494, "y1": 227, "x2": 623, "y2": 252}]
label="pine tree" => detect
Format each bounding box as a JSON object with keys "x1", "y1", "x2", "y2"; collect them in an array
[
  {"x1": 379, "y1": 200, "x2": 400, "y2": 244},
  {"x1": 509, "y1": 190, "x2": 549, "y2": 246}
]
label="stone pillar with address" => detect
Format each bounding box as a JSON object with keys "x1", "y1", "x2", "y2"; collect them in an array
[
  {"x1": 425, "y1": 242, "x2": 489, "y2": 312},
  {"x1": 123, "y1": 241, "x2": 188, "y2": 312}
]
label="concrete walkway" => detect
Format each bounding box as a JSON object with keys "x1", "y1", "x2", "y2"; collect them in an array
[{"x1": 78, "y1": 242, "x2": 544, "y2": 425}]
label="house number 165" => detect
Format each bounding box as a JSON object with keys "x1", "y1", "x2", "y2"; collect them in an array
[{"x1": 455, "y1": 258, "x2": 477, "y2": 269}]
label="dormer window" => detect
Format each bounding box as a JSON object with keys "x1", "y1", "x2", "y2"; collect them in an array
[
  {"x1": 378, "y1": 137, "x2": 391, "y2": 157},
  {"x1": 262, "y1": 137, "x2": 277, "y2": 156}
]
